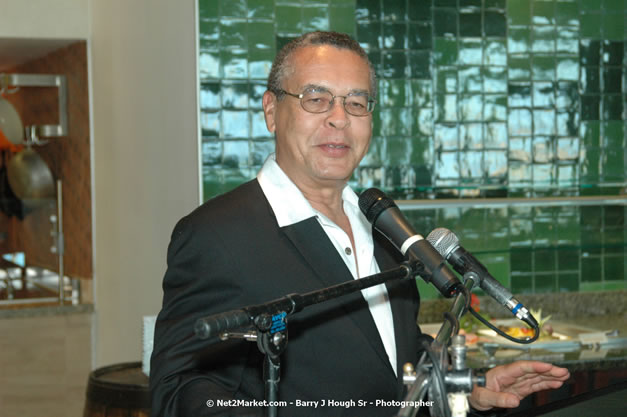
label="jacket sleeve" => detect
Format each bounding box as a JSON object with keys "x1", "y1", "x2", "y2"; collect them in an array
[{"x1": 149, "y1": 214, "x2": 262, "y2": 417}]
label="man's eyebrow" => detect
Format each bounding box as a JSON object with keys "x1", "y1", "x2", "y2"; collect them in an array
[{"x1": 301, "y1": 84, "x2": 370, "y2": 96}]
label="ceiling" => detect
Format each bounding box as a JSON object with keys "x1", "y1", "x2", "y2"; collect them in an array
[{"x1": 0, "y1": 38, "x2": 78, "y2": 72}]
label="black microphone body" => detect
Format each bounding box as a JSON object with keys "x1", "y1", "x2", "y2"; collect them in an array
[
  {"x1": 427, "y1": 228, "x2": 538, "y2": 328},
  {"x1": 359, "y1": 188, "x2": 462, "y2": 298}
]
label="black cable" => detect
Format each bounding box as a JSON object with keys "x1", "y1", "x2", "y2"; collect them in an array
[
  {"x1": 420, "y1": 339, "x2": 451, "y2": 417},
  {"x1": 469, "y1": 306, "x2": 540, "y2": 344}
]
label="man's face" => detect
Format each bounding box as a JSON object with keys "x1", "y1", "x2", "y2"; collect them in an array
[{"x1": 262, "y1": 45, "x2": 373, "y2": 191}]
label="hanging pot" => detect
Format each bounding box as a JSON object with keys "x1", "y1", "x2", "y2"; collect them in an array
[{"x1": 6, "y1": 146, "x2": 55, "y2": 203}]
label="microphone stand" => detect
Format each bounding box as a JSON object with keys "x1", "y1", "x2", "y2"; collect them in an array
[
  {"x1": 397, "y1": 272, "x2": 486, "y2": 417},
  {"x1": 195, "y1": 260, "x2": 424, "y2": 417}
]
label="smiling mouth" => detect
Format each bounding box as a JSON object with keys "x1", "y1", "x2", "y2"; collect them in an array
[{"x1": 323, "y1": 144, "x2": 348, "y2": 149}]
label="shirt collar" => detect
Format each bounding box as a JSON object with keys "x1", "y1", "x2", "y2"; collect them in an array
[{"x1": 257, "y1": 153, "x2": 367, "y2": 232}]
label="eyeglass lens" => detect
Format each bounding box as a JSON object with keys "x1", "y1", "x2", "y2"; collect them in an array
[{"x1": 300, "y1": 90, "x2": 373, "y2": 116}]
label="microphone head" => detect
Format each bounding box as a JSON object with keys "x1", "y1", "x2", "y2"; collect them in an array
[
  {"x1": 426, "y1": 228, "x2": 460, "y2": 259},
  {"x1": 358, "y1": 188, "x2": 397, "y2": 224}
]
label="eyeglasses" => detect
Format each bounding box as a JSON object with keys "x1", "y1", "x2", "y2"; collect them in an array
[{"x1": 274, "y1": 87, "x2": 376, "y2": 116}]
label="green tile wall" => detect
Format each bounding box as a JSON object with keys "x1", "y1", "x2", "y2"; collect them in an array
[{"x1": 197, "y1": 0, "x2": 627, "y2": 299}]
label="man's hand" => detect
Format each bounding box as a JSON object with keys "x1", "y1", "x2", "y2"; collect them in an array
[{"x1": 468, "y1": 361, "x2": 570, "y2": 411}]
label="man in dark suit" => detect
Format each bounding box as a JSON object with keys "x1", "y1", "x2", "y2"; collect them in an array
[{"x1": 150, "y1": 31, "x2": 569, "y2": 417}]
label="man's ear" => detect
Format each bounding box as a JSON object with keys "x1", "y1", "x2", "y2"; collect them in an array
[{"x1": 262, "y1": 91, "x2": 277, "y2": 133}]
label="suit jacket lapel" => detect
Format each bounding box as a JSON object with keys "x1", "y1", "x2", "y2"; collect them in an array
[{"x1": 281, "y1": 217, "x2": 396, "y2": 377}]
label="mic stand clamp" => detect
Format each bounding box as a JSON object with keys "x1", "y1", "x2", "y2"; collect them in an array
[{"x1": 398, "y1": 273, "x2": 486, "y2": 417}]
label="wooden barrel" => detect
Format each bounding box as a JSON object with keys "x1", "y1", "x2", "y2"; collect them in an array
[{"x1": 83, "y1": 362, "x2": 150, "y2": 417}]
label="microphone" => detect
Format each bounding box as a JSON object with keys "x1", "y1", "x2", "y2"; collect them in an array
[
  {"x1": 426, "y1": 227, "x2": 538, "y2": 328},
  {"x1": 358, "y1": 188, "x2": 462, "y2": 298}
]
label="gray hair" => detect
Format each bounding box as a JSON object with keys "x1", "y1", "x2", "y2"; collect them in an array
[{"x1": 267, "y1": 31, "x2": 377, "y2": 99}]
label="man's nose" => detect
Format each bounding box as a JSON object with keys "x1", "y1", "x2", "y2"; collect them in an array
[{"x1": 326, "y1": 98, "x2": 350, "y2": 129}]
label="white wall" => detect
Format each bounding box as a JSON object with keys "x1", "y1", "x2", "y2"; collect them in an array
[
  {"x1": 90, "y1": 0, "x2": 199, "y2": 366},
  {"x1": 0, "y1": 0, "x2": 89, "y2": 39}
]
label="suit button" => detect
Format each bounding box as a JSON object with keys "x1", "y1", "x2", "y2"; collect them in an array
[{"x1": 345, "y1": 247, "x2": 352, "y2": 255}]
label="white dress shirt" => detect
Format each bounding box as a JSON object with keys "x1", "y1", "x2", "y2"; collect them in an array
[{"x1": 257, "y1": 154, "x2": 397, "y2": 374}]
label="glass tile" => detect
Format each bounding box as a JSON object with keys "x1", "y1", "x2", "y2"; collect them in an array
[
  {"x1": 223, "y1": 140, "x2": 251, "y2": 167},
  {"x1": 485, "y1": 151, "x2": 508, "y2": 179},
  {"x1": 509, "y1": 57, "x2": 532, "y2": 80},
  {"x1": 411, "y1": 80, "x2": 433, "y2": 107},
  {"x1": 602, "y1": 41, "x2": 624, "y2": 65},
  {"x1": 508, "y1": 109, "x2": 533, "y2": 136},
  {"x1": 602, "y1": 95, "x2": 623, "y2": 120},
  {"x1": 409, "y1": 135, "x2": 434, "y2": 166},
  {"x1": 580, "y1": 13, "x2": 603, "y2": 39},
  {"x1": 556, "y1": 27, "x2": 579, "y2": 55},
  {"x1": 602, "y1": 13, "x2": 624, "y2": 40},
  {"x1": 201, "y1": 110, "x2": 220, "y2": 137},
  {"x1": 199, "y1": 50, "x2": 220, "y2": 80},
  {"x1": 251, "y1": 111, "x2": 270, "y2": 138},
  {"x1": 220, "y1": 20, "x2": 248, "y2": 50},
  {"x1": 357, "y1": 22, "x2": 383, "y2": 50},
  {"x1": 533, "y1": 163, "x2": 556, "y2": 186},
  {"x1": 558, "y1": 273, "x2": 579, "y2": 292},
  {"x1": 460, "y1": 13, "x2": 482, "y2": 37},
  {"x1": 459, "y1": 39, "x2": 483, "y2": 65},
  {"x1": 199, "y1": 20, "x2": 219, "y2": 48},
  {"x1": 555, "y1": 57, "x2": 579, "y2": 81},
  {"x1": 248, "y1": 83, "x2": 266, "y2": 109},
  {"x1": 434, "y1": 123, "x2": 459, "y2": 151},
  {"x1": 533, "y1": 136, "x2": 554, "y2": 163},
  {"x1": 484, "y1": 11, "x2": 507, "y2": 37},
  {"x1": 581, "y1": 66, "x2": 600, "y2": 94},
  {"x1": 509, "y1": 138, "x2": 533, "y2": 162},
  {"x1": 459, "y1": 95, "x2": 483, "y2": 121},
  {"x1": 436, "y1": 68, "x2": 458, "y2": 93},
  {"x1": 247, "y1": 0, "x2": 275, "y2": 19},
  {"x1": 220, "y1": 0, "x2": 246, "y2": 18},
  {"x1": 198, "y1": 0, "x2": 219, "y2": 20},
  {"x1": 435, "y1": 151, "x2": 460, "y2": 179},
  {"x1": 380, "y1": 79, "x2": 409, "y2": 107},
  {"x1": 507, "y1": 0, "x2": 531, "y2": 25},
  {"x1": 459, "y1": 66, "x2": 482, "y2": 92},
  {"x1": 434, "y1": 38, "x2": 458, "y2": 66},
  {"x1": 380, "y1": 108, "x2": 411, "y2": 136},
  {"x1": 408, "y1": 0, "x2": 431, "y2": 21},
  {"x1": 604, "y1": 256, "x2": 624, "y2": 280},
  {"x1": 415, "y1": 108, "x2": 434, "y2": 135},
  {"x1": 485, "y1": 123, "x2": 508, "y2": 148},
  {"x1": 409, "y1": 23, "x2": 432, "y2": 49},
  {"x1": 200, "y1": 82, "x2": 221, "y2": 110},
  {"x1": 581, "y1": 256, "x2": 602, "y2": 282},
  {"x1": 580, "y1": 40, "x2": 601, "y2": 66},
  {"x1": 202, "y1": 139, "x2": 223, "y2": 165},
  {"x1": 555, "y1": 1, "x2": 579, "y2": 27},
  {"x1": 602, "y1": 121, "x2": 625, "y2": 148},
  {"x1": 460, "y1": 151, "x2": 483, "y2": 178},
  {"x1": 603, "y1": 67, "x2": 623, "y2": 93},
  {"x1": 382, "y1": 51, "x2": 408, "y2": 78},
  {"x1": 532, "y1": 0, "x2": 555, "y2": 25},
  {"x1": 535, "y1": 247, "x2": 556, "y2": 271},
  {"x1": 483, "y1": 66, "x2": 507, "y2": 93},
  {"x1": 533, "y1": 81, "x2": 554, "y2": 107},
  {"x1": 436, "y1": 94, "x2": 458, "y2": 122},
  {"x1": 434, "y1": 9, "x2": 457, "y2": 37},
  {"x1": 302, "y1": 6, "x2": 329, "y2": 32},
  {"x1": 556, "y1": 110, "x2": 579, "y2": 137},
  {"x1": 485, "y1": 0, "x2": 507, "y2": 9},
  {"x1": 387, "y1": 137, "x2": 411, "y2": 165},
  {"x1": 221, "y1": 82, "x2": 248, "y2": 109},
  {"x1": 221, "y1": 49, "x2": 248, "y2": 79},
  {"x1": 461, "y1": 123, "x2": 483, "y2": 149},
  {"x1": 603, "y1": 148, "x2": 626, "y2": 180},
  {"x1": 329, "y1": 6, "x2": 356, "y2": 35},
  {"x1": 511, "y1": 274, "x2": 533, "y2": 294},
  {"x1": 222, "y1": 111, "x2": 250, "y2": 138},
  {"x1": 534, "y1": 274, "x2": 556, "y2": 293},
  {"x1": 532, "y1": 26, "x2": 555, "y2": 53},
  {"x1": 483, "y1": 95, "x2": 507, "y2": 121},
  {"x1": 557, "y1": 165, "x2": 578, "y2": 186},
  {"x1": 382, "y1": 0, "x2": 407, "y2": 21},
  {"x1": 356, "y1": 0, "x2": 381, "y2": 21},
  {"x1": 251, "y1": 139, "x2": 275, "y2": 166},
  {"x1": 409, "y1": 50, "x2": 431, "y2": 79},
  {"x1": 509, "y1": 82, "x2": 532, "y2": 107},
  {"x1": 509, "y1": 161, "x2": 532, "y2": 183},
  {"x1": 248, "y1": 21, "x2": 275, "y2": 51},
  {"x1": 532, "y1": 55, "x2": 556, "y2": 81},
  {"x1": 533, "y1": 109, "x2": 556, "y2": 135},
  {"x1": 484, "y1": 40, "x2": 507, "y2": 66},
  {"x1": 508, "y1": 27, "x2": 531, "y2": 54},
  {"x1": 581, "y1": 147, "x2": 601, "y2": 182},
  {"x1": 556, "y1": 81, "x2": 578, "y2": 110},
  {"x1": 580, "y1": 1, "x2": 601, "y2": 12},
  {"x1": 275, "y1": 5, "x2": 303, "y2": 33}
]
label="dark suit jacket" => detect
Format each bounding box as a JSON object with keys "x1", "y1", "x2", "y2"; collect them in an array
[{"x1": 150, "y1": 180, "x2": 423, "y2": 417}]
